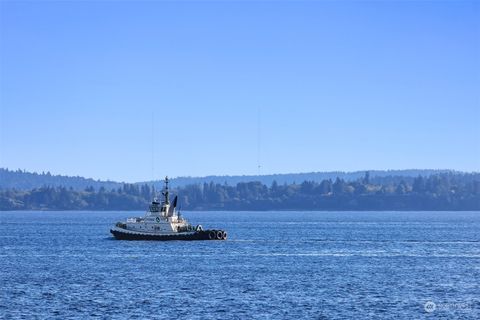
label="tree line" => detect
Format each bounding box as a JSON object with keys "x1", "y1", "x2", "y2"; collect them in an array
[
  {"x1": 1, "y1": 172, "x2": 479, "y2": 211},
  {"x1": 0, "y1": 167, "x2": 456, "y2": 191}
]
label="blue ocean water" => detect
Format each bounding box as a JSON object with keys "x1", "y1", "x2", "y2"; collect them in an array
[{"x1": 0, "y1": 211, "x2": 479, "y2": 319}]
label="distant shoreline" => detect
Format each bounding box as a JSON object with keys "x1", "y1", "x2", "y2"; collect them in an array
[
  {"x1": 2, "y1": 170, "x2": 479, "y2": 211},
  {"x1": 2, "y1": 209, "x2": 479, "y2": 213}
]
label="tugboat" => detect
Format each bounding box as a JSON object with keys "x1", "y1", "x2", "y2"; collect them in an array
[{"x1": 110, "y1": 177, "x2": 227, "y2": 241}]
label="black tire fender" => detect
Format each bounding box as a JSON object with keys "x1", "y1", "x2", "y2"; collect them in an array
[{"x1": 209, "y1": 230, "x2": 216, "y2": 240}]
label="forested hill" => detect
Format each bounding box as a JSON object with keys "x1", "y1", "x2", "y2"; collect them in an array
[
  {"x1": 0, "y1": 168, "x2": 122, "y2": 191},
  {"x1": 145, "y1": 169, "x2": 454, "y2": 189},
  {"x1": 1, "y1": 167, "x2": 456, "y2": 190},
  {"x1": 1, "y1": 171, "x2": 479, "y2": 211}
]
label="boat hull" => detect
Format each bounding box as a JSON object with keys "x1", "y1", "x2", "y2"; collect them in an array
[{"x1": 110, "y1": 228, "x2": 227, "y2": 241}]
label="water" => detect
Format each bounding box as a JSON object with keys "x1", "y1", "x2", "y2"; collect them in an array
[{"x1": 0, "y1": 211, "x2": 479, "y2": 319}]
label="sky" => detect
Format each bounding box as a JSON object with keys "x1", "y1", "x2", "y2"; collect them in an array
[{"x1": 0, "y1": 0, "x2": 479, "y2": 182}]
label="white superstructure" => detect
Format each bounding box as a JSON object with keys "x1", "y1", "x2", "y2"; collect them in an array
[{"x1": 111, "y1": 177, "x2": 202, "y2": 236}]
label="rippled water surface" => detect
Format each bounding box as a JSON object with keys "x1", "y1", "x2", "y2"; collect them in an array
[{"x1": 1, "y1": 211, "x2": 479, "y2": 319}]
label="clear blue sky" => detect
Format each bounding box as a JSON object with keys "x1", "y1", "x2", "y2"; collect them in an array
[{"x1": 0, "y1": 1, "x2": 479, "y2": 182}]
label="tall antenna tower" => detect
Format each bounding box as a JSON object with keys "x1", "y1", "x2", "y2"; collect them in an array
[
  {"x1": 257, "y1": 106, "x2": 261, "y2": 176},
  {"x1": 151, "y1": 111, "x2": 156, "y2": 199},
  {"x1": 151, "y1": 111, "x2": 155, "y2": 180}
]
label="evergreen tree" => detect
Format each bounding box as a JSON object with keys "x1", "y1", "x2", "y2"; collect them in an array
[{"x1": 412, "y1": 176, "x2": 426, "y2": 193}]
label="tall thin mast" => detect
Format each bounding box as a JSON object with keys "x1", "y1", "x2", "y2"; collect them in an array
[{"x1": 164, "y1": 176, "x2": 170, "y2": 205}]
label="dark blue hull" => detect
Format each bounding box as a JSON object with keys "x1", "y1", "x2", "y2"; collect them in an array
[{"x1": 110, "y1": 229, "x2": 227, "y2": 241}]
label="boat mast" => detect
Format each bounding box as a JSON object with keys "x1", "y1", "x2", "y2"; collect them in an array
[{"x1": 164, "y1": 176, "x2": 170, "y2": 205}]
